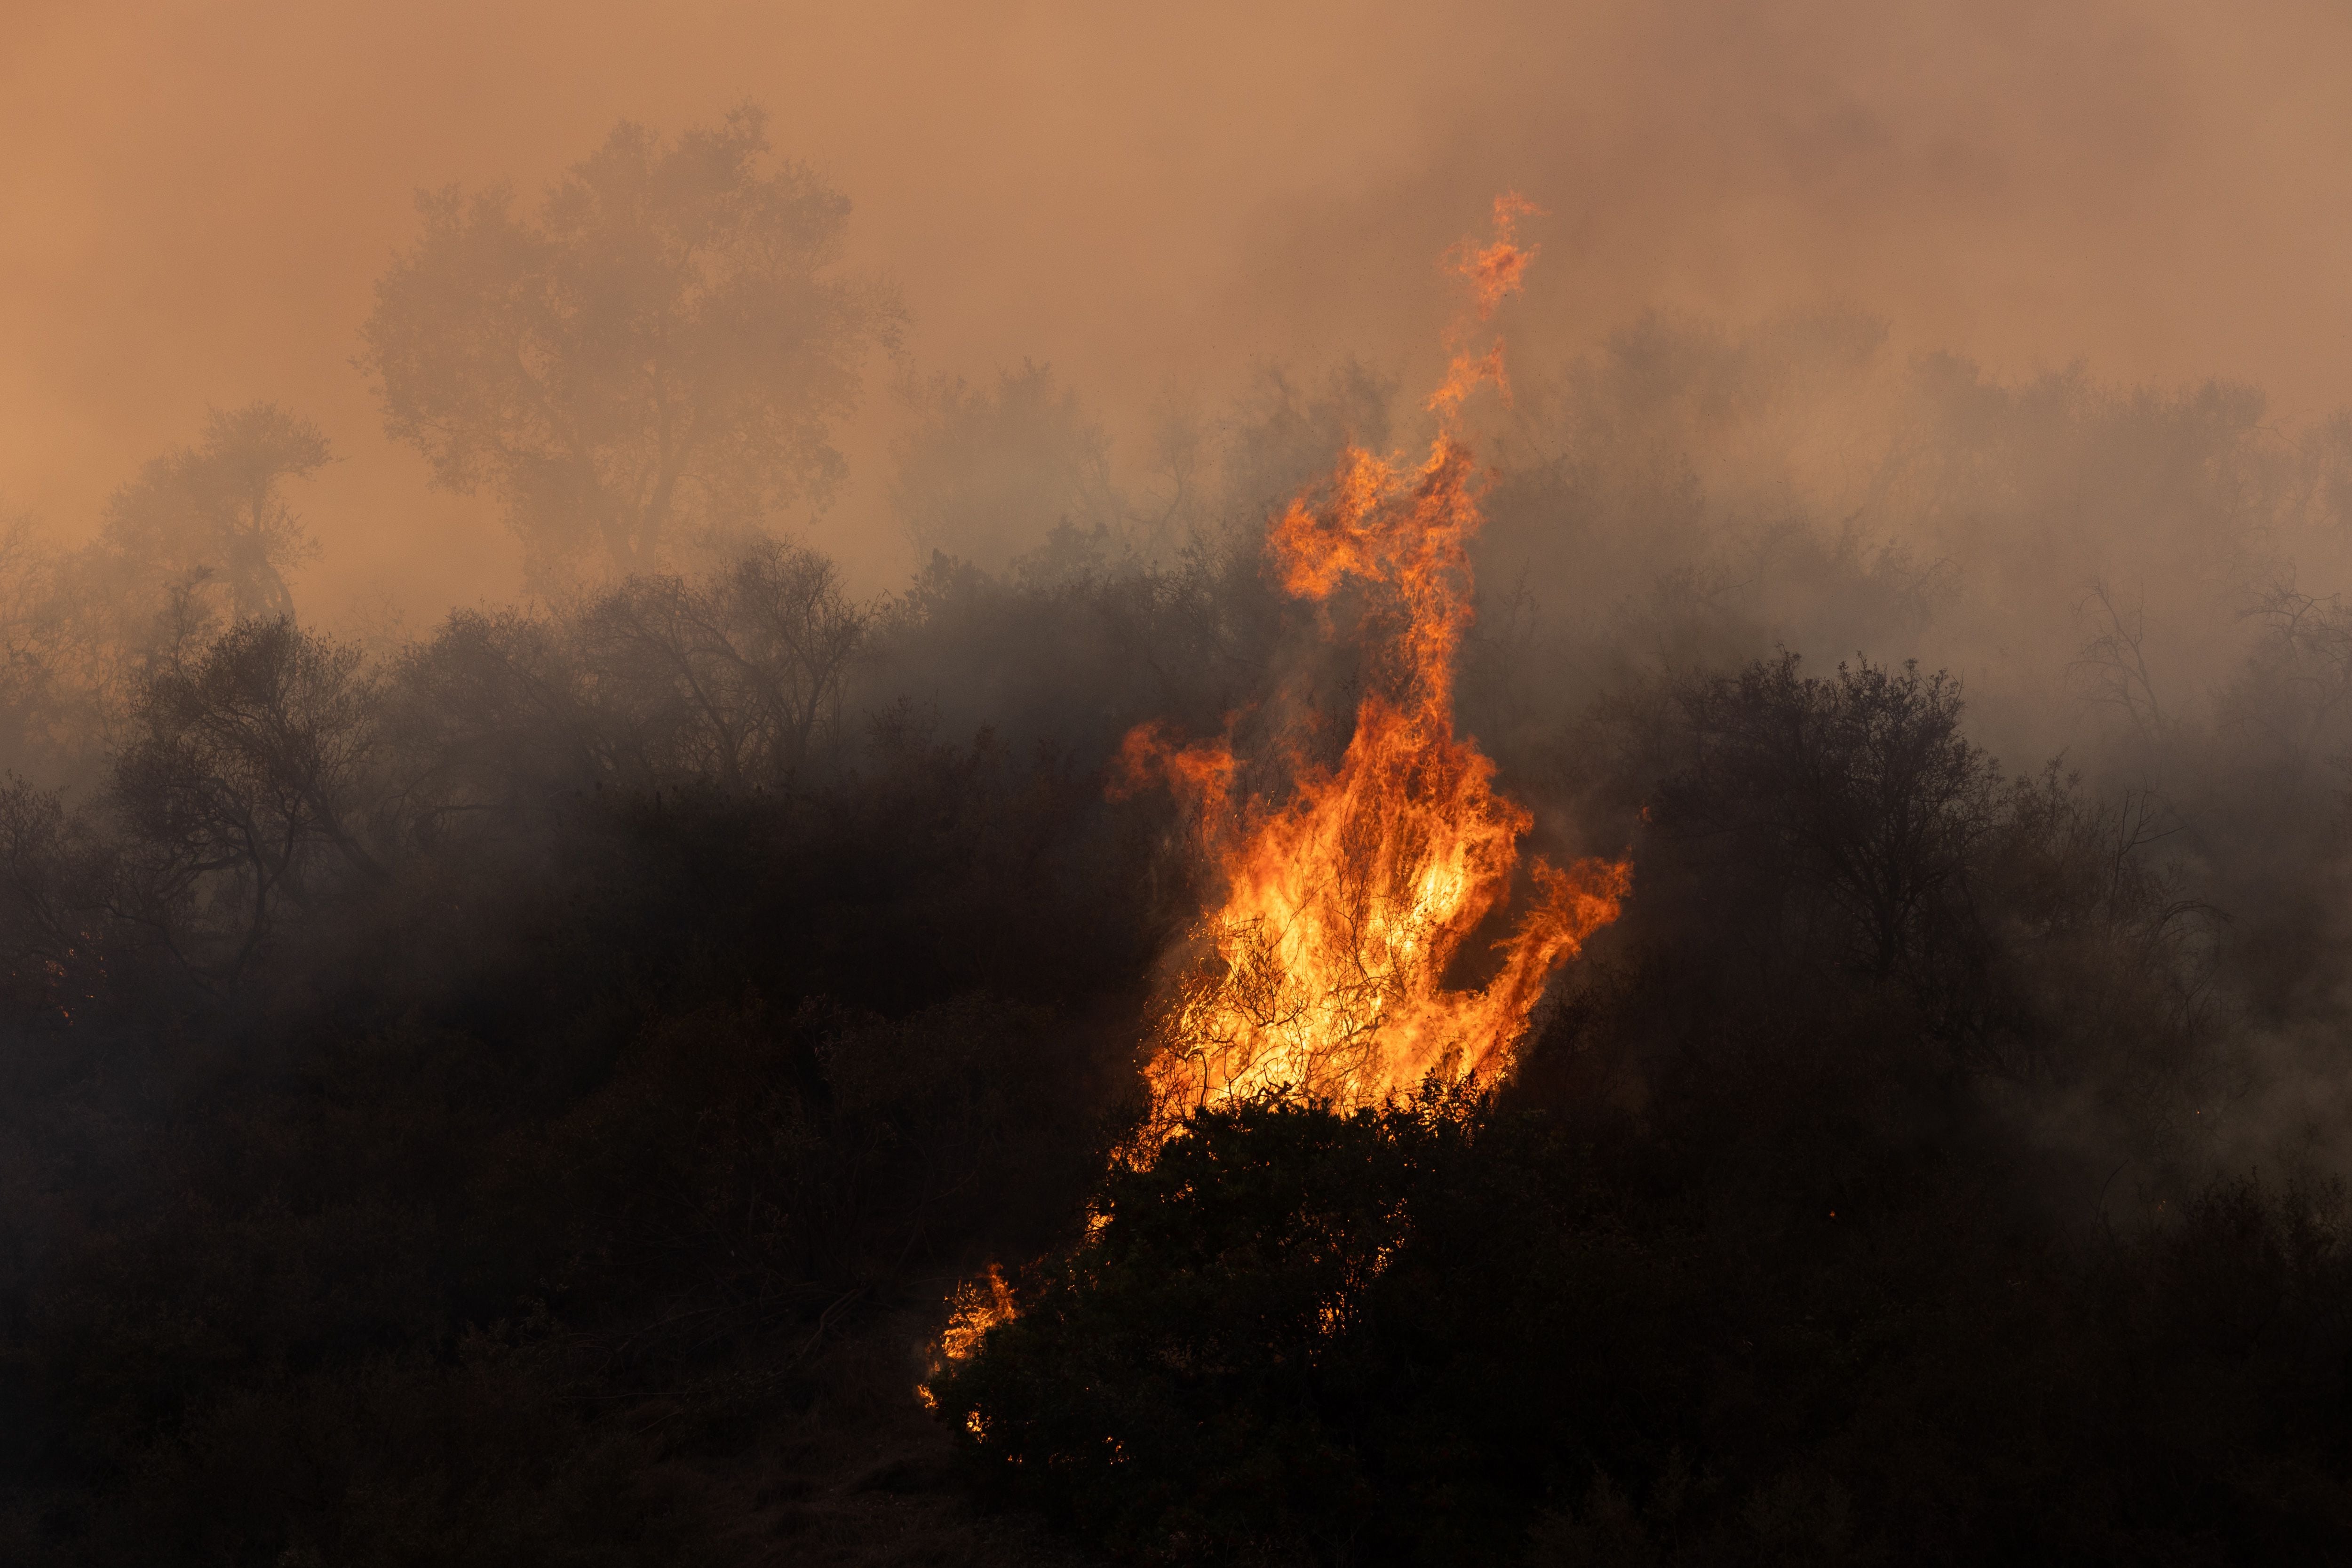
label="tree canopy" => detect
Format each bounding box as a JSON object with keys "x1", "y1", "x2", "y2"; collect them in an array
[
  {"x1": 359, "y1": 105, "x2": 902, "y2": 588},
  {"x1": 96, "y1": 402, "x2": 329, "y2": 622}
]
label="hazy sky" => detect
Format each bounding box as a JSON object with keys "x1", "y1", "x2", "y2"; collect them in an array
[{"x1": 6, "y1": 0, "x2": 2350, "y2": 613}]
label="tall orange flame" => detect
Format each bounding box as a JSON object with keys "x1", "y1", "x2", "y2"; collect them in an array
[
  {"x1": 926, "y1": 196, "x2": 1628, "y2": 1392},
  {"x1": 1123, "y1": 194, "x2": 1629, "y2": 1127}
]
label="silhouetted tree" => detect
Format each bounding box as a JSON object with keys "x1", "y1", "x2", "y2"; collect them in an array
[
  {"x1": 2072, "y1": 578, "x2": 2172, "y2": 743},
  {"x1": 2224, "y1": 583, "x2": 2352, "y2": 796},
  {"x1": 1654, "y1": 653, "x2": 2002, "y2": 984},
  {"x1": 111, "y1": 615, "x2": 381, "y2": 978},
  {"x1": 360, "y1": 105, "x2": 902, "y2": 588},
  {"x1": 95, "y1": 403, "x2": 329, "y2": 622},
  {"x1": 572, "y1": 537, "x2": 865, "y2": 785}
]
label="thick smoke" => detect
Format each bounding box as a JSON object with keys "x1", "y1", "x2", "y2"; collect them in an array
[
  {"x1": 10, "y1": 5, "x2": 2352, "y2": 1561},
  {"x1": 7, "y1": 0, "x2": 2352, "y2": 603}
]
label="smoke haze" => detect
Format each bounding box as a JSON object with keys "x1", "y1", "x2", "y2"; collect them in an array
[
  {"x1": 8, "y1": 0, "x2": 2352, "y2": 612},
  {"x1": 16, "y1": 9, "x2": 2352, "y2": 1560}
]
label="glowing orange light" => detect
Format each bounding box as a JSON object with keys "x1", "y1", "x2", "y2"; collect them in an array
[
  {"x1": 1124, "y1": 193, "x2": 1629, "y2": 1128},
  {"x1": 930, "y1": 199, "x2": 1631, "y2": 1397}
]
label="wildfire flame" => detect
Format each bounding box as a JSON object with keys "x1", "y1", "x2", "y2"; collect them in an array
[
  {"x1": 1429, "y1": 191, "x2": 1540, "y2": 418},
  {"x1": 1123, "y1": 193, "x2": 1630, "y2": 1127},
  {"x1": 919, "y1": 1262, "x2": 1017, "y2": 1407},
  {"x1": 926, "y1": 197, "x2": 1630, "y2": 1382}
]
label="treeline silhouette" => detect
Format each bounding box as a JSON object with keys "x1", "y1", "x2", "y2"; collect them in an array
[
  {"x1": 6, "y1": 527, "x2": 2352, "y2": 1563},
  {"x1": 0, "y1": 533, "x2": 1194, "y2": 1564}
]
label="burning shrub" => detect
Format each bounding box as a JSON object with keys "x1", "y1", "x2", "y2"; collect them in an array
[
  {"x1": 937, "y1": 1059, "x2": 2352, "y2": 1567},
  {"x1": 930, "y1": 1090, "x2": 1674, "y2": 1565}
]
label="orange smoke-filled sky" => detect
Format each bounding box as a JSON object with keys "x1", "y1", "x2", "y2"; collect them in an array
[{"x1": 4, "y1": 0, "x2": 2350, "y2": 612}]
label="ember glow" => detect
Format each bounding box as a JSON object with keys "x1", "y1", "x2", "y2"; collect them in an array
[
  {"x1": 1121, "y1": 196, "x2": 1631, "y2": 1126},
  {"x1": 919, "y1": 1262, "x2": 1017, "y2": 1403}
]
